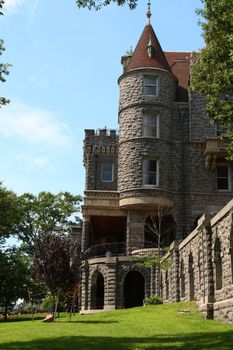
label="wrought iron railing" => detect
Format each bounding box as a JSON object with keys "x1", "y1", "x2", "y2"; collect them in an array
[{"x1": 84, "y1": 241, "x2": 159, "y2": 259}]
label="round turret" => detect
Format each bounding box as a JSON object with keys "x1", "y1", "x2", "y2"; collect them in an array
[{"x1": 118, "y1": 23, "x2": 177, "y2": 210}]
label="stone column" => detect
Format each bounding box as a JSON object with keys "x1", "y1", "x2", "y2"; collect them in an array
[
  {"x1": 81, "y1": 215, "x2": 90, "y2": 252},
  {"x1": 172, "y1": 242, "x2": 180, "y2": 302},
  {"x1": 105, "y1": 258, "x2": 117, "y2": 309},
  {"x1": 80, "y1": 261, "x2": 89, "y2": 311},
  {"x1": 204, "y1": 222, "x2": 214, "y2": 319}
]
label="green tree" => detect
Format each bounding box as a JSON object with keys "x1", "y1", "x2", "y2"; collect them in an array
[
  {"x1": 0, "y1": 182, "x2": 21, "y2": 244},
  {"x1": 0, "y1": 248, "x2": 31, "y2": 321},
  {"x1": 76, "y1": 0, "x2": 137, "y2": 10},
  {"x1": 191, "y1": 0, "x2": 233, "y2": 156},
  {"x1": 0, "y1": 0, "x2": 11, "y2": 107},
  {"x1": 16, "y1": 191, "x2": 81, "y2": 254}
]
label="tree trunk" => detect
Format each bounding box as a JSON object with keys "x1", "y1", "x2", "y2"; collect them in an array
[
  {"x1": 4, "y1": 304, "x2": 8, "y2": 322},
  {"x1": 54, "y1": 289, "x2": 61, "y2": 322}
]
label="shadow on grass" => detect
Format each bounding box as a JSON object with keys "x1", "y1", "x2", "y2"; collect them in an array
[
  {"x1": 0, "y1": 331, "x2": 233, "y2": 350},
  {"x1": 58, "y1": 320, "x2": 119, "y2": 324}
]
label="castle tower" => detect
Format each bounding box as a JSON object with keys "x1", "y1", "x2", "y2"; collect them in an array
[{"x1": 118, "y1": 6, "x2": 177, "y2": 249}]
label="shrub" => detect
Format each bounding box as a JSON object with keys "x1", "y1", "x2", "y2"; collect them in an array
[{"x1": 144, "y1": 295, "x2": 163, "y2": 306}]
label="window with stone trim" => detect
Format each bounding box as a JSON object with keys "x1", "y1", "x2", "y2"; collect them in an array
[
  {"x1": 143, "y1": 114, "x2": 159, "y2": 137},
  {"x1": 144, "y1": 77, "x2": 159, "y2": 96},
  {"x1": 101, "y1": 162, "x2": 114, "y2": 182},
  {"x1": 143, "y1": 159, "x2": 159, "y2": 186},
  {"x1": 216, "y1": 164, "x2": 230, "y2": 191},
  {"x1": 214, "y1": 238, "x2": 223, "y2": 290},
  {"x1": 230, "y1": 228, "x2": 233, "y2": 284}
]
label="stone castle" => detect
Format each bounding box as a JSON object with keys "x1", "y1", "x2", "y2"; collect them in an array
[{"x1": 80, "y1": 7, "x2": 233, "y2": 323}]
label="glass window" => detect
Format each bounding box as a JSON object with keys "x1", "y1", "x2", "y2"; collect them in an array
[
  {"x1": 217, "y1": 164, "x2": 229, "y2": 190},
  {"x1": 143, "y1": 115, "x2": 159, "y2": 137},
  {"x1": 101, "y1": 163, "x2": 113, "y2": 182},
  {"x1": 144, "y1": 77, "x2": 158, "y2": 96},
  {"x1": 143, "y1": 159, "x2": 158, "y2": 186}
]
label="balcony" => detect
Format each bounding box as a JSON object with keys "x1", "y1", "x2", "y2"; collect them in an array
[
  {"x1": 82, "y1": 190, "x2": 124, "y2": 217},
  {"x1": 83, "y1": 241, "x2": 160, "y2": 259},
  {"x1": 204, "y1": 137, "x2": 228, "y2": 171}
]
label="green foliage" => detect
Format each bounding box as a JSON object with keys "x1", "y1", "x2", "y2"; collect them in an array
[
  {"x1": 17, "y1": 191, "x2": 81, "y2": 254},
  {"x1": 41, "y1": 296, "x2": 56, "y2": 312},
  {"x1": 144, "y1": 294, "x2": 163, "y2": 305},
  {"x1": 0, "y1": 248, "x2": 32, "y2": 321},
  {"x1": 135, "y1": 252, "x2": 171, "y2": 270},
  {"x1": 0, "y1": 183, "x2": 21, "y2": 244},
  {"x1": 76, "y1": 0, "x2": 137, "y2": 11},
  {"x1": 191, "y1": 0, "x2": 233, "y2": 157}
]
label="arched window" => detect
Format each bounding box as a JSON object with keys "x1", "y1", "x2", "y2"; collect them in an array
[{"x1": 214, "y1": 238, "x2": 223, "y2": 290}]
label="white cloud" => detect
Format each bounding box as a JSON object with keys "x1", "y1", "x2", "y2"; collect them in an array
[
  {"x1": 0, "y1": 101, "x2": 73, "y2": 147},
  {"x1": 4, "y1": 0, "x2": 40, "y2": 19},
  {"x1": 4, "y1": 0, "x2": 26, "y2": 12}
]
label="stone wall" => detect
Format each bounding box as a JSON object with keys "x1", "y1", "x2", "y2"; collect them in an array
[
  {"x1": 83, "y1": 129, "x2": 118, "y2": 191},
  {"x1": 161, "y1": 199, "x2": 233, "y2": 324}
]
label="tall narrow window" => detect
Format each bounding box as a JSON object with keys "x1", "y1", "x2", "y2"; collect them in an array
[
  {"x1": 180, "y1": 259, "x2": 185, "y2": 298},
  {"x1": 101, "y1": 163, "x2": 113, "y2": 182},
  {"x1": 230, "y1": 229, "x2": 233, "y2": 283},
  {"x1": 143, "y1": 115, "x2": 159, "y2": 137},
  {"x1": 143, "y1": 159, "x2": 158, "y2": 186},
  {"x1": 216, "y1": 164, "x2": 230, "y2": 190},
  {"x1": 214, "y1": 238, "x2": 223, "y2": 290},
  {"x1": 144, "y1": 77, "x2": 159, "y2": 96}
]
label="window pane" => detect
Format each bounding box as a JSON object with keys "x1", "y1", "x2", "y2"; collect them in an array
[
  {"x1": 143, "y1": 115, "x2": 158, "y2": 137},
  {"x1": 143, "y1": 159, "x2": 157, "y2": 185},
  {"x1": 217, "y1": 165, "x2": 229, "y2": 190},
  {"x1": 144, "y1": 77, "x2": 158, "y2": 96},
  {"x1": 217, "y1": 165, "x2": 228, "y2": 178},
  {"x1": 101, "y1": 163, "x2": 113, "y2": 182}
]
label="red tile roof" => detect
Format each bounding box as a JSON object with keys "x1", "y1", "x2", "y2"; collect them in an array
[
  {"x1": 165, "y1": 52, "x2": 191, "y2": 90},
  {"x1": 125, "y1": 24, "x2": 171, "y2": 73}
]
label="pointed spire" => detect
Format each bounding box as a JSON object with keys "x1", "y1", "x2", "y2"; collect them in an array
[
  {"x1": 125, "y1": 23, "x2": 171, "y2": 73},
  {"x1": 146, "y1": 0, "x2": 151, "y2": 25}
]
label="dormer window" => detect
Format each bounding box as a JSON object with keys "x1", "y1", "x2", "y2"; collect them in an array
[
  {"x1": 143, "y1": 114, "x2": 159, "y2": 137},
  {"x1": 144, "y1": 77, "x2": 159, "y2": 96}
]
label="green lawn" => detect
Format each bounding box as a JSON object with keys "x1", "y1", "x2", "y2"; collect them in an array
[{"x1": 1, "y1": 302, "x2": 233, "y2": 350}]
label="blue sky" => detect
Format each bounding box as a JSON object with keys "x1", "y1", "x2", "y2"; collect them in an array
[{"x1": 1, "y1": 0, "x2": 204, "y2": 198}]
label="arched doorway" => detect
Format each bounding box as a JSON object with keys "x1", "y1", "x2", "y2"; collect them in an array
[
  {"x1": 90, "y1": 272, "x2": 104, "y2": 309},
  {"x1": 124, "y1": 271, "x2": 145, "y2": 308}
]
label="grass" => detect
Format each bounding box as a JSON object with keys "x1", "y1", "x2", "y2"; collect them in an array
[{"x1": 0, "y1": 302, "x2": 233, "y2": 350}]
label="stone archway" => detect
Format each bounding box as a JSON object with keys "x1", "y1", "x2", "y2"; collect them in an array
[
  {"x1": 90, "y1": 272, "x2": 104, "y2": 309},
  {"x1": 123, "y1": 271, "x2": 145, "y2": 308}
]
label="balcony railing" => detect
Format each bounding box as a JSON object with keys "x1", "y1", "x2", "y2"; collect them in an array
[{"x1": 83, "y1": 241, "x2": 159, "y2": 259}]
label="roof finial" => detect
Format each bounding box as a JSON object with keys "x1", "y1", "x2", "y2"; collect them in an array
[{"x1": 146, "y1": 0, "x2": 151, "y2": 25}]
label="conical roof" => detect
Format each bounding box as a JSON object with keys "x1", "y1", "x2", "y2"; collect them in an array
[{"x1": 125, "y1": 24, "x2": 171, "y2": 73}]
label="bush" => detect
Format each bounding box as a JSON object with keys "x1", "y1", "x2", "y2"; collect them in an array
[{"x1": 144, "y1": 295, "x2": 163, "y2": 306}]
